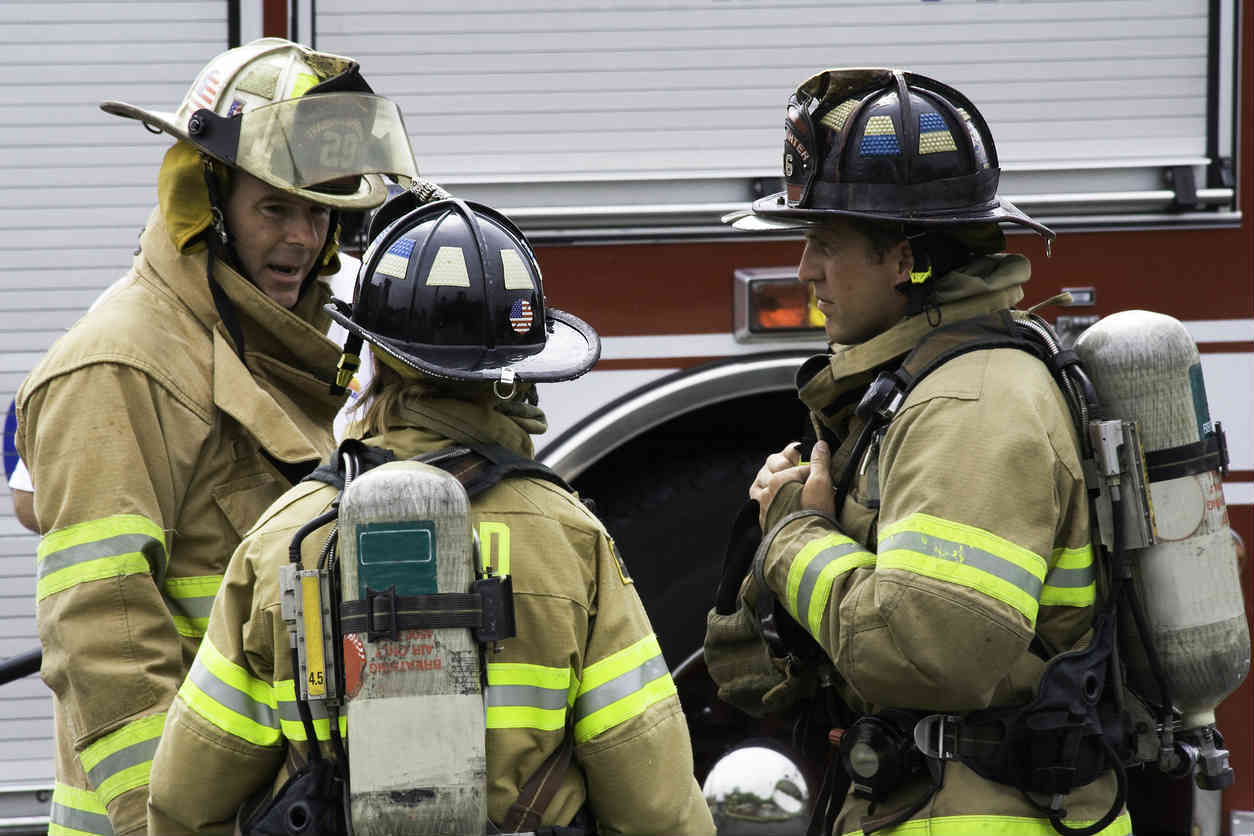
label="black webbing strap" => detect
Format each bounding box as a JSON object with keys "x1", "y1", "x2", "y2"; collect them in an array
[
  {"x1": 1145, "y1": 426, "x2": 1229, "y2": 482},
  {"x1": 340, "y1": 589, "x2": 483, "y2": 639}
]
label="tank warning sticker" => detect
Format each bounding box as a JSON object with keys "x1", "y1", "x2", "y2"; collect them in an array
[{"x1": 1188, "y1": 362, "x2": 1214, "y2": 436}]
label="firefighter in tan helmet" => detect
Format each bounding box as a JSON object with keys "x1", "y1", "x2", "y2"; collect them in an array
[
  {"x1": 705, "y1": 69, "x2": 1133, "y2": 835},
  {"x1": 15, "y1": 39, "x2": 419, "y2": 835},
  {"x1": 146, "y1": 197, "x2": 716, "y2": 835}
]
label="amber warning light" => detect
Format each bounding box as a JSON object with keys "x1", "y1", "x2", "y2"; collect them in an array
[{"x1": 749, "y1": 278, "x2": 826, "y2": 333}]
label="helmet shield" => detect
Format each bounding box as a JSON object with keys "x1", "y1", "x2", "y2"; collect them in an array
[
  {"x1": 328, "y1": 199, "x2": 599, "y2": 383},
  {"x1": 189, "y1": 93, "x2": 418, "y2": 196},
  {"x1": 737, "y1": 67, "x2": 1053, "y2": 242}
]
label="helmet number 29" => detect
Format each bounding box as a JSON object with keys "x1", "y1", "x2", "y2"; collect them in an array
[{"x1": 319, "y1": 129, "x2": 361, "y2": 171}]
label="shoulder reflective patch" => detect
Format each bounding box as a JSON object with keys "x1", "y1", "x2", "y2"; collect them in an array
[
  {"x1": 479, "y1": 521, "x2": 511, "y2": 577},
  {"x1": 50, "y1": 782, "x2": 113, "y2": 836},
  {"x1": 425, "y1": 246, "x2": 471, "y2": 287},
  {"x1": 574, "y1": 633, "x2": 675, "y2": 743},
  {"x1": 782, "y1": 532, "x2": 875, "y2": 640},
  {"x1": 877, "y1": 513, "x2": 1048, "y2": 627},
  {"x1": 164, "y1": 574, "x2": 224, "y2": 638},
  {"x1": 609, "y1": 537, "x2": 632, "y2": 585},
  {"x1": 36, "y1": 514, "x2": 166, "y2": 602},
  {"x1": 376, "y1": 237, "x2": 415, "y2": 280},
  {"x1": 485, "y1": 661, "x2": 572, "y2": 732},
  {"x1": 501, "y1": 249, "x2": 534, "y2": 290},
  {"x1": 1041, "y1": 544, "x2": 1096, "y2": 607},
  {"x1": 179, "y1": 637, "x2": 281, "y2": 747},
  {"x1": 79, "y1": 713, "x2": 164, "y2": 807}
]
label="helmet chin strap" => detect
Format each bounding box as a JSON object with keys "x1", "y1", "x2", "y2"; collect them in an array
[
  {"x1": 897, "y1": 230, "x2": 940, "y2": 324},
  {"x1": 200, "y1": 156, "x2": 248, "y2": 363}
]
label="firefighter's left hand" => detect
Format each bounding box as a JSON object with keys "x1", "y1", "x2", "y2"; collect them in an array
[{"x1": 750, "y1": 442, "x2": 807, "y2": 528}]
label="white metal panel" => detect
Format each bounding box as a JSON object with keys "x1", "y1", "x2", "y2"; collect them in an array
[
  {"x1": 313, "y1": 0, "x2": 1232, "y2": 214},
  {"x1": 0, "y1": 0, "x2": 229, "y2": 798}
]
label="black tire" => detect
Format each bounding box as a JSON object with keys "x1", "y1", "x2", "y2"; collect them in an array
[{"x1": 572, "y1": 391, "x2": 810, "y2": 667}]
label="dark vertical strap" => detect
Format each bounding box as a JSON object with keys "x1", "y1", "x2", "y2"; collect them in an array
[{"x1": 501, "y1": 730, "x2": 576, "y2": 832}]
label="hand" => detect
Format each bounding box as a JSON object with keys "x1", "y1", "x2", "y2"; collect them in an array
[
  {"x1": 749, "y1": 443, "x2": 808, "y2": 526},
  {"x1": 800, "y1": 440, "x2": 835, "y2": 517}
]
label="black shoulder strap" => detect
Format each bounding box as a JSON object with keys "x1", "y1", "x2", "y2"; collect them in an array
[
  {"x1": 301, "y1": 438, "x2": 397, "y2": 491},
  {"x1": 413, "y1": 440, "x2": 574, "y2": 498}
]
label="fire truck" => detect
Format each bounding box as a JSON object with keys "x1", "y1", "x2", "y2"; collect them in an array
[{"x1": 0, "y1": 1, "x2": 1249, "y2": 833}]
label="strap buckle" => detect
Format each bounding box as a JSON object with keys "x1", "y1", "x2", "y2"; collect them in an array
[
  {"x1": 364, "y1": 585, "x2": 400, "y2": 642},
  {"x1": 913, "y1": 713, "x2": 961, "y2": 761},
  {"x1": 855, "y1": 372, "x2": 906, "y2": 424}
]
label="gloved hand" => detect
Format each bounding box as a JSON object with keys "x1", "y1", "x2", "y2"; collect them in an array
[{"x1": 703, "y1": 574, "x2": 815, "y2": 718}]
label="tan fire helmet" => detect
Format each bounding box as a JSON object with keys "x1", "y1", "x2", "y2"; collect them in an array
[{"x1": 101, "y1": 37, "x2": 419, "y2": 211}]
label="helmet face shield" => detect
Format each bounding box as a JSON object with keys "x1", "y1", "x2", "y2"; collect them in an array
[{"x1": 191, "y1": 93, "x2": 418, "y2": 196}]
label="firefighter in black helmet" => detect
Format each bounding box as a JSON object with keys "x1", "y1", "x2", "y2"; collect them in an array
[
  {"x1": 707, "y1": 70, "x2": 1130, "y2": 835},
  {"x1": 149, "y1": 198, "x2": 717, "y2": 836}
]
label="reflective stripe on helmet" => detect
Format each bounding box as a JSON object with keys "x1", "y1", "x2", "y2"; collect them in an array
[
  {"x1": 877, "y1": 512, "x2": 1048, "y2": 627},
  {"x1": 78, "y1": 713, "x2": 164, "y2": 808},
  {"x1": 573, "y1": 634, "x2": 675, "y2": 744},
  {"x1": 36, "y1": 514, "x2": 166, "y2": 601},
  {"x1": 49, "y1": 782, "x2": 114, "y2": 836},
  {"x1": 163, "y1": 574, "x2": 224, "y2": 638},
  {"x1": 485, "y1": 661, "x2": 573, "y2": 732},
  {"x1": 179, "y1": 637, "x2": 281, "y2": 747}
]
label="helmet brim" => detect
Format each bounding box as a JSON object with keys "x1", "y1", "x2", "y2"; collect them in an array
[
  {"x1": 100, "y1": 99, "x2": 389, "y2": 211},
  {"x1": 328, "y1": 305, "x2": 601, "y2": 383},
  {"x1": 732, "y1": 191, "x2": 1055, "y2": 241}
]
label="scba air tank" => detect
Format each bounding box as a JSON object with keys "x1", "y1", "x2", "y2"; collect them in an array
[
  {"x1": 338, "y1": 461, "x2": 486, "y2": 835},
  {"x1": 1075, "y1": 310, "x2": 1250, "y2": 731}
]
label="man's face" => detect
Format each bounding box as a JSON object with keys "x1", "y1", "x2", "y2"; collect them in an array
[
  {"x1": 225, "y1": 172, "x2": 332, "y2": 309},
  {"x1": 799, "y1": 220, "x2": 910, "y2": 345}
]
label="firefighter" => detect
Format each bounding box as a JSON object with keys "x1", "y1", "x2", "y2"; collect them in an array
[
  {"x1": 146, "y1": 198, "x2": 716, "y2": 836},
  {"x1": 15, "y1": 39, "x2": 419, "y2": 836},
  {"x1": 705, "y1": 69, "x2": 1132, "y2": 834}
]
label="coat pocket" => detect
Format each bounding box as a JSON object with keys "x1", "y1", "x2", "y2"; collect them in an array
[{"x1": 212, "y1": 471, "x2": 286, "y2": 539}]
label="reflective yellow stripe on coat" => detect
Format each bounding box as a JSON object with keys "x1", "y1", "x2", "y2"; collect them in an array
[
  {"x1": 78, "y1": 713, "x2": 164, "y2": 807},
  {"x1": 877, "y1": 513, "x2": 1048, "y2": 627},
  {"x1": 573, "y1": 634, "x2": 675, "y2": 744},
  {"x1": 1041, "y1": 544, "x2": 1097, "y2": 607},
  {"x1": 49, "y1": 782, "x2": 114, "y2": 836},
  {"x1": 781, "y1": 531, "x2": 876, "y2": 640},
  {"x1": 842, "y1": 811, "x2": 1132, "y2": 836},
  {"x1": 36, "y1": 514, "x2": 166, "y2": 601},
  {"x1": 163, "y1": 574, "x2": 223, "y2": 637},
  {"x1": 485, "y1": 661, "x2": 573, "y2": 732}
]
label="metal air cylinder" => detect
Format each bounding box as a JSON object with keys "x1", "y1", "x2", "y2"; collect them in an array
[
  {"x1": 1075, "y1": 310, "x2": 1249, "y2": 731},
  {"x1": 339, "y1": 460, "x2": 486, "y2": 835}
]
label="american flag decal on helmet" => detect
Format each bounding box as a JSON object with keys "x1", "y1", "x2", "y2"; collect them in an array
[
  {"x1": 193, "y1": 69, "x2": 222, "y2": 111},
  {"x1": 509, "y1": 298, "x2": 534, "y2": 334}
]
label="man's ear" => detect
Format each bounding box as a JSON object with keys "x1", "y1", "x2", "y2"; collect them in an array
[{"x1": 892, "y1": 239, "x2": 914, "y2": 284}]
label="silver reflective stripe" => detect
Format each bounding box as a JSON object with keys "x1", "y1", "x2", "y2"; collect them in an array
[
  {"x1": 85, "y1": 736, "x2": 160, "y2": 789},
  {"x1": 50, "y1": 801, "x2": 114, "y2": 836},
  {"x1": 879, "y1": 530, "x2": 1044, "y2": 600},
  {"x1": 277, "y1": 697, "x2": 332, "y2": 723},
  {"x1": 166, "y1": 593, "x2": 215, "y2": 620},
  {"x1": 794, "y1": 541, "x2": 869, "y2": 627},
  {"x1": 486, "y1": 684, "x2": 569, "y2": 711},
  {"x1": 574, "y1": 654, "x2": 668, "y2": 720},
  {"x1": 1044, "y1": 564, "x2": 1095, "y2": 588},
  {"x1": 188, "y1": 656, "x2": 279, "y2": 731},
  {"x1": 37, "y1": 533, "x2": 158, "y2": 580}
]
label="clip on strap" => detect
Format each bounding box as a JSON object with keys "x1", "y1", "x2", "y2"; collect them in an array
[{"x1": 913, "y1": 714, "x2": 961, "y2": 760}]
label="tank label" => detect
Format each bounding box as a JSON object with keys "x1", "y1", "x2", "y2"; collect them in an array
[
  {"x1": 1188, "y1": 363, "x2": 1213, "y2": 437},
  {"x1": 357, "y1": 521, "x2": 437, "y2": 598}
]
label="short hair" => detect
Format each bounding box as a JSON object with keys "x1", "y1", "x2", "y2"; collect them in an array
[{"x1": 810, "y1": 217, "x2": 907, "y2": 263}]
